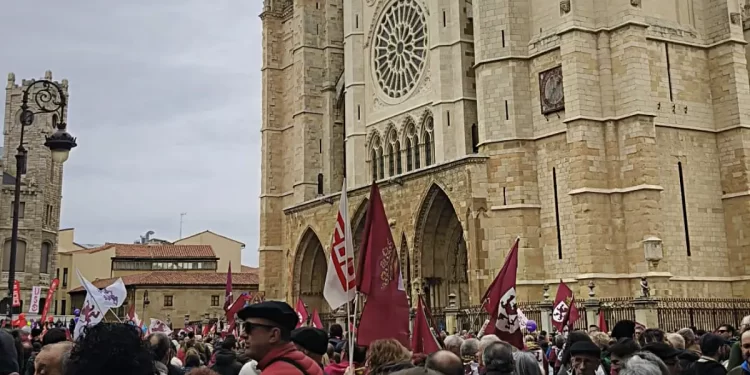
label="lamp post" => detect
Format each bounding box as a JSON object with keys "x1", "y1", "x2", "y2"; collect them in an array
[{"x1": 5, "y1": 80, "x2": 77, "y2": 320}]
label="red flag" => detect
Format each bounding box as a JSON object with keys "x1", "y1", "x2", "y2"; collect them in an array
[
  {"x1": 355, "y1": 183, "x2": 410, "y2": 347},
  {"x1": 551, "y1": 281, "x2": 579, "y2": 331},
  {"x1": 202, "y1": 323, "x2": 212, "y2": 336},
  {"x1": 311, "y1": 309, "x2": 324, "y2": 329},
  {"x1": 227, "y1": 293, "x2": 249, "y2": 321},
  {"x1": 224, "y1": 263, "x2": 233, "y2": 312},
  {"x1": 295, "y1": 299, "x2": 309, "y2": 328},
  {"x1": 12, "y1": 280, "x2": 21, "y2": 307},
  {"x1": 483, "y1": 238, "x2": 523, "y2": 349},
  {"x1": 40, "y1": 278, "x2": 59, "y2": 324},
  {"x1": 411, "y1": 295, "x2": 441, "y2": 355},
  {"x1": 598, "y1": 310, "x2": 608, "y2": 333}
]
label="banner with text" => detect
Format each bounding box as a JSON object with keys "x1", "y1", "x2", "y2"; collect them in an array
[
  {"x1": 12, "y1": 280, "x2": 20, "y2": 307},
  {"x1": 29, "y1": 286, "x2": 42, "y2": 313}
]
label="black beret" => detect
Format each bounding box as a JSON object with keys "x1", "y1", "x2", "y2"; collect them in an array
[
  {"x1": 292, "y1": 327, "x2": 329, "y2": 356},
  {"x1": 611, "y1": 320, "x2": 636, "y2": 340},
  {"x1": 569, "y1": 341, "x2": 601, "y2": 358},
  {"x1": 237, "y1": 301, "x2": 298, "y2": 331},
  {"x1": 642, "y1": 342, "x2": 682, "y2": 360}
]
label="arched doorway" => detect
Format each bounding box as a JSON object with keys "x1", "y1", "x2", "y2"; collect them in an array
[
  {"x1": 293, "y1": 228, "x2": 328, "y2": 312},
  {"x1": 399, "y1": 234, "x2": 412, "y2": 304},
  {"x1": 415, "y1": 184, "x2": 469, "y2": 311}
]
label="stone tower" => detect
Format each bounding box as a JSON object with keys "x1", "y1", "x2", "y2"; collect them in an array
[
  {"x1": 0, "y1": 71, "x2": 68, "y2": 314},
  {"x1": 260, "y1": 0, "x2": 750, "y2": 312}
]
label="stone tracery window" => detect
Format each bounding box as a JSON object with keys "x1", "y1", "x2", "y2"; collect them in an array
[
  {"x1": 385, "y1": 128, "x2": 400, "y2": 176},
  {"x1": 371, "y1": 135, "x2": 385, "y2": 181},
  {"x1": 423, "y1": 116, "x2": 434, "y2": 166},
  {"x1": 405, "y1": 122, "x2": 418, "y2": 172},
  {"x1": 373, "y1": 0, "x2": 428, "y2": 99}
]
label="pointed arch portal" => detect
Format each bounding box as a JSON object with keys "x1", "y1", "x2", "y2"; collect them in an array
[
  {"x1": 293, "y1": 228, "x2": 328, "y2": 312},
  {"x1": 416, "y1": 185, "x2": 470, "y2": 310}
]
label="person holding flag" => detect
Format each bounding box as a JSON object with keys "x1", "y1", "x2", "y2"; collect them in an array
[{"x1": 552, "y1": 280, "x2": 579, "y2": 332}]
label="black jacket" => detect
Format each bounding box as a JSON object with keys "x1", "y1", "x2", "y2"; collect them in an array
[
  {"x1": 211, "y1": 349, "x2": 243, "y2": 375},
  {"x1": 682, "y1": 358, "x2": 727, "y2": 375},
  {"x1": 0, "y1": 330, "x2": 18, "y2": 375}
]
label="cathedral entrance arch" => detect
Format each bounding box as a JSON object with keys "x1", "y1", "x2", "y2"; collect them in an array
[
  {"x1": 293, "y1": 228, "x2": 328, "y2": 312},
  {"x1": 414, "y1": 184, "x2": 469, "y2": 311}
]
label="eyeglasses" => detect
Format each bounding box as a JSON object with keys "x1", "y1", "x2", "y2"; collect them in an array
[
  {"x1": 718, "y1": 329, "x2": 728, "y2": 333},
  {"x1": 243, "y1": 322, "x2": 279, "y2": 334}
]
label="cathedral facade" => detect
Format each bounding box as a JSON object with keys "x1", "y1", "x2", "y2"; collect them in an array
[{"x1": 259, "y1": 0, "x2": 750, "y2": 312}]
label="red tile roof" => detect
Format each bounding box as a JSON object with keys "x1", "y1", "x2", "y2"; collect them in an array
[
  {"x1": 71, "y1": 244, "x2": 216, "y2": 259},
  {"x1": 69, "y1": 271, "x2": 258, "y2": 293}
]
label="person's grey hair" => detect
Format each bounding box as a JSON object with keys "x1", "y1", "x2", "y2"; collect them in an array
[
  {"x1": 619, "y1": 352, "x2": 669, "y2": 375},
  {"x1": 666, "y1": 333, "x2": 685, "y2": 350},
  {"x1": 445, "y1": 335, "x2": 465, "y2": 349},
  {"x1": 58, "y1": 342, "x2": 75, "y2": 375},
  {"x1": 479, "y1": 334, "x2": 502, "y2": 352},
  {"x1": 512, "y1": 351, "x2": 542, "y2": 375},
  {"x1": 482, "y1": 341, "x2": 514, "y2": 374},
  {"x1": 460, "y1": 338, "x2": 480, "y2": 358},
  {"x1": 391, "y1": 367, "x2": 444, "y2": 375}
]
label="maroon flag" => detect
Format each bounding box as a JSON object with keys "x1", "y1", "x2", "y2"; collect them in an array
[
  {"x1": 224, "y1": 262, "x2": 233, "y2": 312},
  {"x1": 227, "y1": 293, "x2": 249, "y2": 321},
  {"x1": 356, "y1": 183, "x2": 410, "y2": 347},
  {"x1": 311, "y1": 309, "x2": 324, "y2": 329},
  {"x1": 483, "y1": 238, "x2": 523, "y2": 349},
  {"x1": 295, "y1": 299, "x2": 309, "y2": 328},
  {"x1": 411, "y1": 294, "x2": 441, "y2": 355},
  {"x1": 551, "y1": 280, "x2": 579, "y2": 331},
  {"x1": 598, "y1": 310, "x2": 608, "y2": 333}
]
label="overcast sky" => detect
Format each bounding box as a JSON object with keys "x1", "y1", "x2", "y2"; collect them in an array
[{"x1": 0, "y1": 2, "x2": 264, "y2": 266}]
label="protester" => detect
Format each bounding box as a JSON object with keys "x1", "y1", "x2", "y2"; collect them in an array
[
  {"x1": 682, "y1": 333, "x2": 728, "y2": 375},
  {"x1": 481, "y1": 341, "x2": 514, "y2": 375},
  {"x1": 459, "y1": 338, "x2": 479, "y2": 375},
  {"x1": 557, "y1": 331, "x2": 605, "y2": 375},
  {"x1": 33, "y1": 342, "x2": 74, "y2": 375},
  {"x1": 291, "y1": 327, "x2": 329, "y2": 370},
  {"x1": 611, "y1": 321, "x2": 636, "y2": 342},
  {"x1": 211, "y1": 337, "x2": 243, "y2": 375},
  {"x1": 638, "y1": 329, "x2": 666, "y2": 347},
  {"x1": 184, "y1": 349, "x2": 204, "y2": 373},
  {"x1": 607, "y1": 338, "x2": 640, "y2": 375},
  {"x1": 727, "y1": 330, "x2": 750, "y2": 375},
  {"x1": 589, "y1": 332, "x2": 611, "y2": 374},
  {"x1": 238, "y1": 301, "x2": 324, "y2": 375},
  {"x1": 148, "y1": 332, "x2": 185, "y2": 375},
  {"x1": 0, "y1": 328, "x2": 19, "y2": 375},
  {"x1": 717, "y1": 325, "x2": 737, "y2": 342},
  {"x1": 328, "y1": 325, "x2": 345, "y2": 353},
  {"x1": 512, "y1": 351, "x2": 542, "y2": 375},
  {"x1": 568, "y1": 341, "x2": 604, "y2": 375},
  {"x1": 24, "y1": 328, "x2": 68, "y2": 375},
  {"x1": 641, "y1": 343, "x2": 681, "y2": 375},
  {"x1": 617, "y1": 354, "x2": 664, "y2": 375},
  {"x1": 64, "y1": 323, "x2": 155, "y2": 375},
  {"x1": 425, "y1": 350, "x2": 463, "y2": 375},
  {"x1": 324, "y1": 341, "x2": 366, "y2": 375},
  {"x1": 729, "y1": 316, "x2": 750, "y2": 370},
  {"x1": 366, "y1": 339, "x2": 413, "y2": 375},
  {"x1": 665, "y1": 334, "x2": 685, "y2": 350},
  {"x1": 444, "y1": 336, "x2": 464, "y2": 358},
  {"x1": 548, "y1": 335, "x2": 565, "y2": 375}
]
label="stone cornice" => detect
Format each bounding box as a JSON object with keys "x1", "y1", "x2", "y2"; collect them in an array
[
  {"x1": 568, "y1": 184, "x2": 664, "y2": 196},
  {"x1": 282, "y1": 155, "x2": 488, "y2": 214}
]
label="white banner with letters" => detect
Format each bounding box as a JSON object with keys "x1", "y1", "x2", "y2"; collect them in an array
[{"x1": 29, "y1": 286, "x2": 42, "y2": 313}]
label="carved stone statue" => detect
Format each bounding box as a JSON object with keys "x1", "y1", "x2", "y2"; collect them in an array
[
  {"x1": 640, "y1": 277, "x2": 650, "y2": 298},
  {"x1": 560, "y1": 0, "x2": 571, "y2": 14}
]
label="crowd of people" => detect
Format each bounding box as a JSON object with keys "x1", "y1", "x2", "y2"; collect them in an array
[{"x1": 2, "y1": 301, "x2": 750, "y2": 375}]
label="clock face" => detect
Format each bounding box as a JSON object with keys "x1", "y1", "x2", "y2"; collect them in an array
[
  {"x1": 539, "y1": 66, "x2": 565, "y2": 114},
  {"x1": 545, "y1": 75, "x2": 564, "y2": 106}
]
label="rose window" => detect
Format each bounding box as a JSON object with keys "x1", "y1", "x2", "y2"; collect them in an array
[{"x1": 373, "y1": 0, "x2": 427, "y2": 99}]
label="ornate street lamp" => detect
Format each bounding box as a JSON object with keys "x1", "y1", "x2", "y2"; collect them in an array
[{"x1": 5, "y1": 79, "x2": 77, "y2": 320}]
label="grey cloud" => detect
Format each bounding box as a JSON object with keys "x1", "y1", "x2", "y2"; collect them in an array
[{"x1": 1, "y1": 1, "x2": 263, "y2": 265}]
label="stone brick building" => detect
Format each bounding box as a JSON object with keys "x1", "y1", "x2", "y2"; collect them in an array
[
  {"x1": 259, "y1": 0, "x2": 750, "y2": 313},
  {"x1": 0, "y1": 72, "x2": 67, "y2": 314}
]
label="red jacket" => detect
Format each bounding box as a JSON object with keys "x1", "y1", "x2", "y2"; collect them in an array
[{"x1": 258, "y1": 342, "x2": 324, "y2": 375}]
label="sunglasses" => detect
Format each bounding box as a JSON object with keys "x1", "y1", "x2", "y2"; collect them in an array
[{"x1": 243, "y1": 322, "x2": 279, "y2": 334}]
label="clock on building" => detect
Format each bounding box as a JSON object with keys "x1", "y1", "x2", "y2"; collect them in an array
[{"x1": 539, "y1": 66, "x2": 565, "y2": 114}]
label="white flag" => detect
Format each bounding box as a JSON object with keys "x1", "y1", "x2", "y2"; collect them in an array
[
  {"x1": 150, "y1": 318, "x2": 172, "y2": 335},
  {"x1": 28, "y1": 286, "x2": 42, "y2": 313},
  {"x1": 323, "y1": 179, "x2": 356, "y2": 310},
  {"x1": 100, "y1": 278, "x2": 127, "y2": 308},
  {"x1": 74, "y1": 290, "x2": 106, "y2": 339}
]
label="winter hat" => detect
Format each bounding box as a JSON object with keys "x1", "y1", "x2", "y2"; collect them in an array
[{"x1": 291, "y1": 327, "x2": 329, "y2": 356}]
